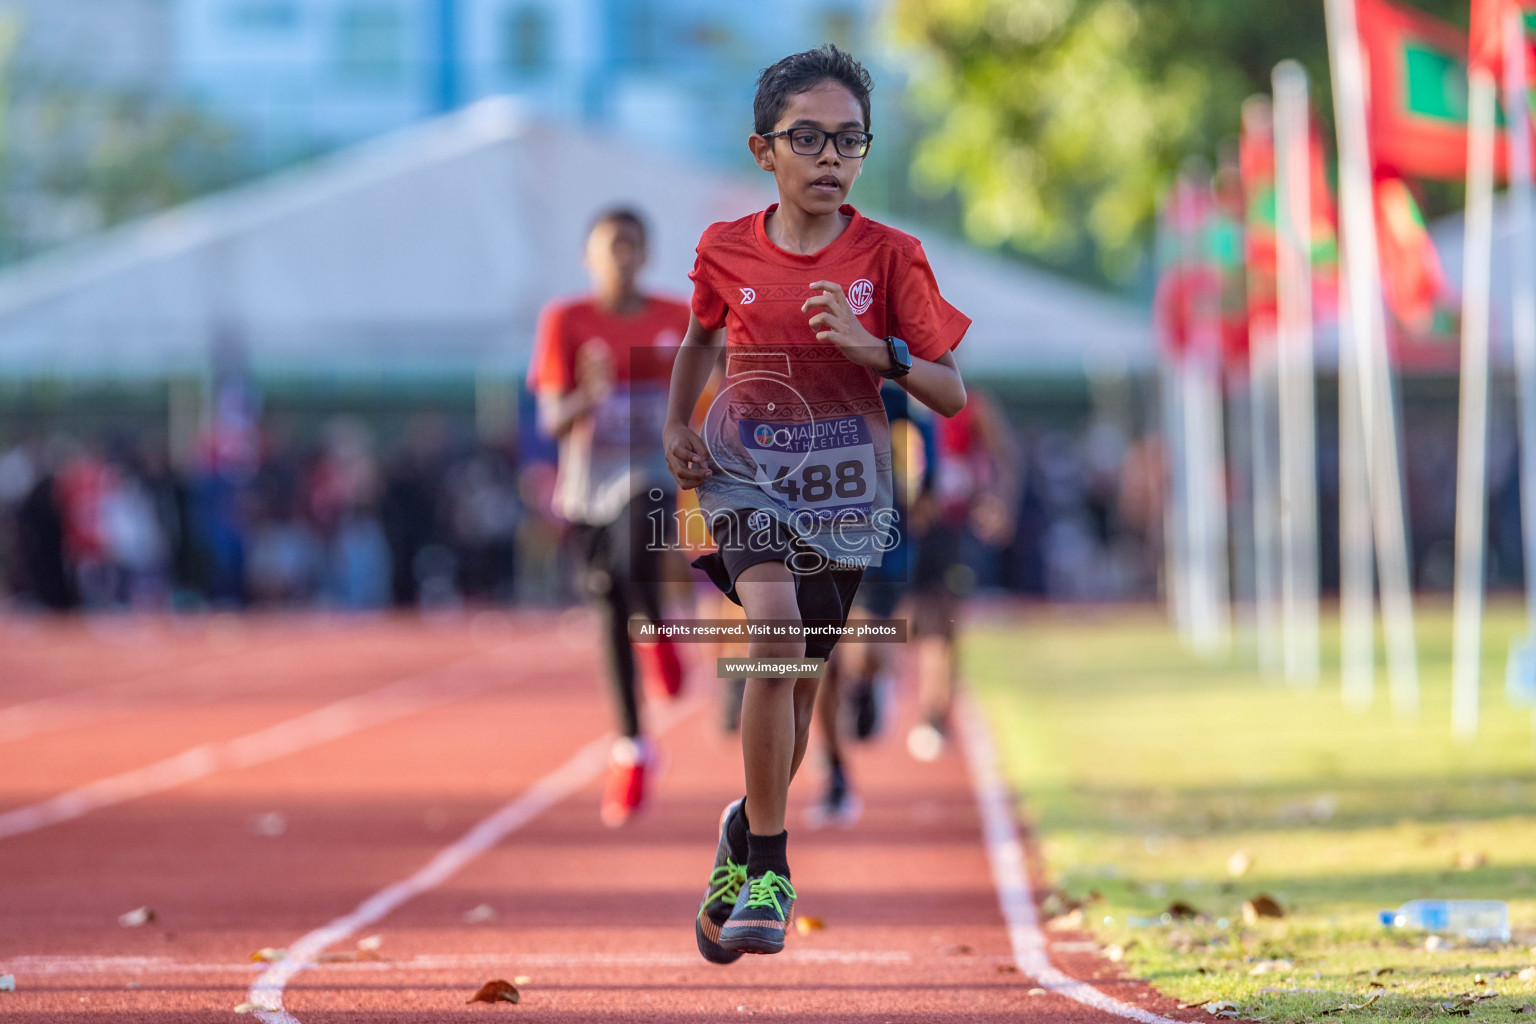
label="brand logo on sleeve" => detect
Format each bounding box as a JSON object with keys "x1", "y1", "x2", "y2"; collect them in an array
[
  {"x1": 847, "y1": 279, "x2": 874, "y2": 315},
  {"x1": 739, "y1": 287, "x2": 756, "y2": 305}
]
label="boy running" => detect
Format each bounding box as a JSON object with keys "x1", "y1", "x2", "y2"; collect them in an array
[
  {"x1": 663, "y1": 44, "x2": 971, "y2": 960},
  {"x1": 529, "y1": 208, "x2": 687, "y2": 827}
]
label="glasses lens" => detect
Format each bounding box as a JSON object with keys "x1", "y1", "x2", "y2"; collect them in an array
[
  {"x1": 789, "y1": 129, "x2": 824, "y2": 155},
  {"x1": 835, "y1": 132, "x2": 869, "y2": 158}
]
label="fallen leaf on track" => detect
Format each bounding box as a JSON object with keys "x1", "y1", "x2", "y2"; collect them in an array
[
  {"x1": 513, "y1": 976, "x2": 531, "y2": 986},
  {"x1": 1028, "y1": 988, "x2": 1047, "y2": 996},
  {"x1": 250, "y1": 812, "x2": 288, "y2": 838},
  {"x1": 250, "y1": 948, "x2": 287, "y2": 963},
  {"x1": 118, "y1": 906, "x2": 156, "y2": 928},
  {"x1": 1242, "y1": 895, "x2": 1284, "y2": 923},
  {"x1": 795, "y1": 916, "x2": 825, "y2": 935},
  {"x1": 468, "y1": 979, "x2": 520, "y2": 1004},
  {"x1": 234, "y1": 1003, "x2": 278, "y2": 1014},
  {"x1": 1104, "y1": 940, "x2": 1141, "y2": 962},
  {"x1": 463, "y1": 904, "x2": 498, "y2": 924},
  {"x1": 1323, "y1": 992, "x2": 1382, "y2": 1015},
  {"x1": 1205, "y1": 999, "x2": 1241, "y2": 1019},
  {"x1": 357, "y1": 935, "x2": 383, "y2": 952},
  {"x1": 1179, "y1": 998, "x2": 1213, "y2": 1008},
  {"x1": 0, "y1": 974, "x2": 14, "y2": 992}
]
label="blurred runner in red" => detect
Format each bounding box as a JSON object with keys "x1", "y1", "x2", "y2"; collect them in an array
[
  {"x1": 529, "y1": 209, "x2": 688, "y2": 827},
  {"x1": 907, "y1": 390, "x2": 1018, "y2": 762},
  {"x1": 806, "y1": 383, "x2": 936, "y2": 828}
]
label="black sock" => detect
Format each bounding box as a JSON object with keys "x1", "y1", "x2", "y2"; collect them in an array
[
  {"x1": 726, "y1": 798, "x2": 750, "y2": 862},
  {"x1": 747, "y1": 829, "x2": 790, "y2": 879}
]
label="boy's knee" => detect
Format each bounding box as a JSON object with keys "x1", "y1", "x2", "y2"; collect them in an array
[{"x1": 748, "y1": 636, "x2": 806, "y2": 662}]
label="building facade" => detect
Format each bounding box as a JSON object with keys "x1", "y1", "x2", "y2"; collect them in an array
[{"x1": 172, "y1": 0, "x2": 886, "y2": 167}]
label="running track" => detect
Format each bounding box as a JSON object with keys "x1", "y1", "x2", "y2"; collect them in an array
[{"x1": 0, "y1": 612, "x2": 1205, "y2": 1023}]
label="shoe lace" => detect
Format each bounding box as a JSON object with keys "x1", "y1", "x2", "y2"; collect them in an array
[
  {"x1": 744, "y1": 871, "x2": 796, "y2": 914},
  {"x1": 706, "y1": 860, "x2": 748, "y2": 907}
]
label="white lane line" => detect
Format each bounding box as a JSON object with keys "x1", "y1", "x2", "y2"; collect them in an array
[
  {"x1": 0, "y1": 656, "x2": 505, "y2": 840},
  {"x1": 957, "y1": 694, "x2": 1183, "y2": 1024},
  {"x1": 5, "y1": 950, "x2": 912, "y2": 976},
  {"x1": 246, "y1": 694, "x2": 705, "y2": 1024}
]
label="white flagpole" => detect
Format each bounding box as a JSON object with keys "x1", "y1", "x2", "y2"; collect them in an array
[
  {"x1": 1241, "y1": 98, "x2": 1283, "y2": 674},
  {"x1": 1503, "y1": 4, "x2": 1536, "y2": 710},
  {"x1": 1251, "y1": 331, "x2": 1283, "y2": 673},
  {"x1": 1178, "y1": 166, "x2": 1233, "y2": 656},
  {"x1": 1325, "y1": 0, "x2": 1422, "y2": 718},
  {"x1": 1451, "y1": 60, "x2": 1501, "y2": 741},
  {"x1": 1273, "y1": 61, "x2": 1323, "y2": 687}
]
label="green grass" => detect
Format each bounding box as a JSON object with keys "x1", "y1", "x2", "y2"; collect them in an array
[{"x1": 969, "y1": 602, "x2": 1536, "y2": 1024}]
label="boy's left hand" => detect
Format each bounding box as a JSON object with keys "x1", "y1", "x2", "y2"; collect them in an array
[{"x1": 804, "y1": 282, "x2": 887, "y2": 370}]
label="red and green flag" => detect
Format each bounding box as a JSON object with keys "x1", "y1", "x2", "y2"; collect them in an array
[
  {"x1": 1470, "y1": 0, "x2": 1536, "y2": 75},
  {"x1": 1240, "y1": 100, "x2": 1280, "y2": 344},
  {"x1": 1358, "y1": 0, "x2": 1502, "y2": 180},
  {"x1": 1154, "y1": 177, "x2": 1224, "y2": 366}
]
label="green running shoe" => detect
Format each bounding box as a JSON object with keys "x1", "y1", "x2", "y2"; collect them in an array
[
  {"x1": 718, "y1": 870, "x2": 797, "y2": 955},
  {"x1": 695, "y1": 798, "x2": 748, "y2": 964}
]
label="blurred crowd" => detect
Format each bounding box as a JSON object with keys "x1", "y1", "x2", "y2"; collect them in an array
[
  {"x1": 12, "y1": 402, "x2": 1512, "y2": 614},
  {"x1": 0, "y1": 415, "x2": 564, "y2": 613},
  {"x1": 0, "y1": 406, "x2": 1180, "y2": 614}
]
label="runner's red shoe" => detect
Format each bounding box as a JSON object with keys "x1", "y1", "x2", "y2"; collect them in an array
[
  {"x1": 600, "y1": 737, "x2": 651, "y2": 827},
  {"x1": 636, "y1": 638, "x2": 684, "y2": 700}
]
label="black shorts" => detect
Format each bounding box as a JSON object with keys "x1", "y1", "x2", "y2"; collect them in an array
[
  {"x1": 690, "y1": 508, "x2": 864, "y2": 661},
  {"x1": 856, "y1": 580, "x2": 903, "y2": 619}
]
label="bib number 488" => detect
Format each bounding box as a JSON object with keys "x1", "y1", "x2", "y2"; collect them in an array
[{"x1": 759, "y1": 460, "x2": 868, "y2": 504}]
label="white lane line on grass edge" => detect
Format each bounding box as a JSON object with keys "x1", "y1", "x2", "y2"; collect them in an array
[
  {"x1": 246, "y1": 694, "x2": 705, "y2": 1024},
  {"x1": 957, "y1": 694, "x2": 1182, "y2": 1024},
  {"x1": 0, "y1": 656, "x2": 499, "y2": 840}
]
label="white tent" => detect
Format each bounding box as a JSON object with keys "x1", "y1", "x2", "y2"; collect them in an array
[
  {"x1": 1432, "y1": 195, "x2": 1521, "y2": 366},
  {"x1": 0, "y1": 97, "x2": 1151, "y2": 381}
]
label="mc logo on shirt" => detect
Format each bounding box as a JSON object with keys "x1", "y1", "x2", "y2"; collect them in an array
[{"x1": 848, "y1": 278, "x2": 874, "y2": 315}]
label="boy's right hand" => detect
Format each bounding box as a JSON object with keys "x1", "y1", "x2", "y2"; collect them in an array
[{"x1": 664, "y1": 421, "x2": 713, "y2": 490}]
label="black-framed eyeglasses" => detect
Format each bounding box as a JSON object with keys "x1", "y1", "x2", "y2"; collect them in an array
[{"x1": 760, "y1": 127, "x2": 873, "y2": 159}]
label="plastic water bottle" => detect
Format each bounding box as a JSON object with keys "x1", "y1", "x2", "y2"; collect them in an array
[{"x1": 1378, "y1": 900, "x2": 1510, "y2": 943}]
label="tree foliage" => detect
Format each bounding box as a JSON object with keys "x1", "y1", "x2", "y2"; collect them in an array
[{"x1": 890, "y1": 0, "x2": 1469, "y2": 282}]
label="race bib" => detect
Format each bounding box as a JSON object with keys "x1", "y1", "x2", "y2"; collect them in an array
[
  {"x1": 591, "y1": 384, "x2": 667, "y2": 448},
  {"x1": 737, "y1": 414, "x2": 877, "y2": 522}
]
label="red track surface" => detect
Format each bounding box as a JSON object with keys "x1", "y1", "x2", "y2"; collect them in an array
[{"x1": 0, "y1": 612, "x2": 1202, "y2": 1022}]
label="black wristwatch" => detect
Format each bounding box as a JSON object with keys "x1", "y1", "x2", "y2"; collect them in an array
[{"x1": 877, "y1": 336, "x2": 911, "y2": 379}]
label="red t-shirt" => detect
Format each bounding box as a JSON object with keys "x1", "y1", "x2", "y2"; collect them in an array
[
  {"x1": 528, "y1": 296, "x2": 688, "y2": 394},
  {"x1": 687, "y1": 205, "x2": 970, "y2": 567},
  {"x1": 689, "y1": 204, "x2": 969, "y2": 366},
  {"x1": 528, "y1": 295, "x2": 689, "y2": 524}
]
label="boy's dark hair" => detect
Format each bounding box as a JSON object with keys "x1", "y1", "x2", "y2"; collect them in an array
[
  {"x1": 753, "y1": 44, "x2": 872, "y2": 136},
  {"x1": 589, "y1": 206, "x2": 648, "y2": 246}
]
